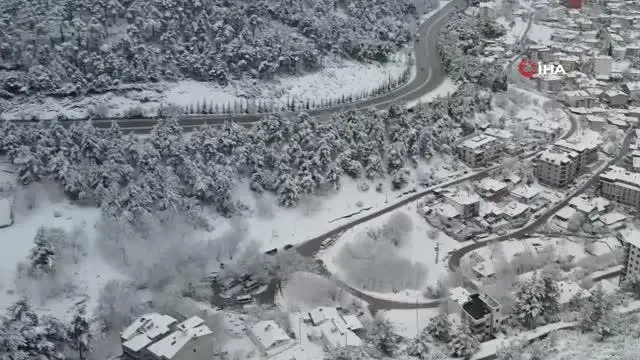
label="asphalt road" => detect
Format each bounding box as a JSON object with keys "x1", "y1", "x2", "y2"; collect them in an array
[{"x1": 21, "y1": 0, "x2": 465, "y2": 133}]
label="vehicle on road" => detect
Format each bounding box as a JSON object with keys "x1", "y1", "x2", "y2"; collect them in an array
[
  {"x1": 265, "y1": 248, "x2": 278, "y2": 255},
  {"x1": 496, "y1": 229, "x2": 507, "y2": 235},
  {"x1": 283, "y1": 244, "x2": 294, "y2": 251},
  {"x1": 243, "y1": 280, "x2": 260, "y2": 291},
  {"x1": 320, "y1": 238, "x2": 335, "y2": 249}
]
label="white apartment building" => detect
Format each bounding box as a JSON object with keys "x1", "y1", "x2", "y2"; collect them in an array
[
  {"x1": 618, "y1": 229, "x2": 640, "y2": 285},
  {"x1": 444, "y1": 190, "x2": 482, "y2": 218},
  {"x1": 456, "y1": 135, "x2": 501, "y2": 167},
  {"x1": 554, "y1": 137, "x2": 601, "y2": 170},
  {"x1": 534, "y1": 149, "x2": 579, "y2": 187},
  {"x1": 460, "y1": 293, "x2": 502, "y2": 341},
  {"x1": 599, "y1": 166, "x2": 640, "y2": 208}
]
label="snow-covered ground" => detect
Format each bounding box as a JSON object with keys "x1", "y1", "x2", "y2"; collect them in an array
[
  {"x1": 496, "y1": 16, "x2": 529, "y2": 45},
  {"x1": 527, "y1": 23, "x2": 554, "y2": 43},
  {"x1": 0, "y1": 199, "x2": 126, "y2": 320},
  {"x1": 319, "y1": 202, "x2": 470, "y2": 297},
  {"x1": 380, "y1": 308, "x2": 440, "y2": 338}
]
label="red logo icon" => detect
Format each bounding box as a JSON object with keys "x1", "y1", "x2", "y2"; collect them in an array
[{"x1": 517, "y1": 58, "x2": 538, "y2": 79}]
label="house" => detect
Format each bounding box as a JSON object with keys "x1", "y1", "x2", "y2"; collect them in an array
[
  {"x1": 457, "y1": 135, "x2": 502, "y2": 167},
  {"x1": 509, "y1": 185, "x2": 543, "y2": 204},
  {"x1": 431, "y1": 203, "x2": 461, "y2": 223},
  {"x1": 607, "y1": 117, "x2": 628, "y2": 129},
  {"x1": 527, "y1": 120, "x2": 562, "y2": 141},
  {"x1": 528, "y1": 45, "x2": 551, "y2": 61},
  {"x1": 146, "y1": 317, "x2": 213, "y2": 360},
  {"x1": 621, "y1": 82, "x2": 640, "y2": 102},
  {"x1": 444, "y1": 190, "x2": 482, "y2": 218},
  {"x1": 633, "y1": 157, "x2": 640, "y2": 172},
  {"x1": 246, "y1": 320, "x2": 294, "y2": 356},
  {"x1": 600, "y1": 88, "x2": 629, "y2": 107},
  {"x1": 557, "y1": 281, "x2": 591, "y2": 310},
  {"x1": 594, "y1": 211, "x2": 627, "y2": 231},
  {"x1": 0, "y1": 197, "x2": 13, "y2": 228},
  {"x1": 475, "y1": 178, "x2": 509, "y2": 198},
  {"x1": 554, "y1": 136, "x2": 601, "y2": 170},
  {"x1": 484, "y1": 128, "x2": 514, "y2": 142},
  {"x1": 560, "y1": 90, "x2": 592, "y2": 108},
  {"x1": 120, "y1": 314, "x2": 214, "y2": 360},
  {"x1": 568, "y1": 196, "x2": 596, "y2": 215},
  {"x1": 461, "y1": 293, "x2": 502, "y2": 341},
  {"x1": 304, "y1": 307, "x2": 363, "y2": 349},
  {"x1": 502, "y1": 201, "x2": 530, "y2": 221},
  {"x1": 472, "y1": 261, "x2": 496, "y2": 279},
  {"x1": 586, "y1": 115, "x2": 606, "y2": 131},
  {"x1": 554, "y1": 206, "x2": 577, "y2": 223},
  {"x1": 557, "y1": 55, "x2": 581, "y2": 73}
]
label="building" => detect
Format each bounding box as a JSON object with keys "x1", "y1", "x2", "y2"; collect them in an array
[
  {"x1": 593, "y1": 55, "x2": 612, "y2": 78},
  {"x1": 120, "y1": 314, "x2": 214, "y2": 360},
  {"x1": 600, "y1": 89, "x2": 629, "y2": 107},
  {"x1": 618, "y1": 229, "x2": 640, "y2": 284},
  {"x1": 598, "y1": 166, "x2": 640, "y2": 208},
  {"x1": 475, "y1": 178, "x2": 508, "y2": 198},
  {"x1": 560, "y1": 90, "x2": 592, "y2": 108},
  {"x1": 554, "y1": 136, "x2": 601, "y2": 171},
  {"x1": 557, "y1": 281, "x2": 591, "y2": 310},
  {"x1": 246, "y1": 320, "x2": 294, "y2": 356},
  {"x1": 444, "y1": 190, "x2": 482, "y2": 218},
  {"x1": 537, "y1": 74, "x2": 563, "y2": 92},
  {"x1": 622, "y1": 82, "x2": 640, "y2": 102},
  {"x1": 484, "y1": 128, "x2": 513, "y2": 142},
  {"x1": 534, "y1": 149, "x2": 579, "y2": 187},
  {"x1": 502, "y1": 201, "x2": 530, "y2": 221},
  {"x1": 478, "y1": 2, "x2": 496, "y2": 20},
  {"x1": 586, "y1": 115, "x2": 606, "y2": 131},
  {"x1": 527, "y1": 45, "x2": 551, "y2": 61},
  {"x1": 460, "y1": 293, "x2": 502, "y2": 341},
  {"x1": 510, "y1": 185, "x2": 543, "y2": 204},
  {"x1": 302, "y1": 307, "x2": 363, "y2": 349},
  {"x1": 457, "y1": 135, "x2": 501, "y2": 167}
]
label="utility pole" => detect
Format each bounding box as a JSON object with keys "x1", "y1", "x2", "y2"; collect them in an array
[
  {"x1": 435, "y1": 242, "x2": 440, "y2": 264},
  {"x1": 415, "y1": 297, "x2": 419, "y2": 335}
]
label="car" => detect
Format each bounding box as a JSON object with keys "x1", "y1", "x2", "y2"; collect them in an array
[
  {"x1": 283, "y1": 244, "x2": 294, "y2": 251},
  {"x1": 496, "y1": 229, "x2": 507, "y2": 235},
  {"x1": 264, "y1": 248, "x2": 278, "y2": 255}
]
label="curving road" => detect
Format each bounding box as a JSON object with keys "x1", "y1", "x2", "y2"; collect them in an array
[{"x1": 24, "y1": 0, "x2": 466, "y2": 133}]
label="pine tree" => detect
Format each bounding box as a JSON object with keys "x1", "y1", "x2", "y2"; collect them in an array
[
  {"x1": 68, "y1": 305, "x2": 92, "y2": 360},
  {"x1": 367, "y1": 316, "x2": 401, "y2": 357},
  {"x1": 306, "y1": 99, "x2": 310, "y2": 109},
  {"x1": 29, "y1": 227, "x2": 57, "y2": 275},
  {"x1": 427, "y1": 313, "x2": 452, "y2": 343},
  {"x1": 200, "y1": 99, "x2": 208, "y2": 114},
  {"x1": 449, "y1": 325, "x2": 480, "y2": 358}
]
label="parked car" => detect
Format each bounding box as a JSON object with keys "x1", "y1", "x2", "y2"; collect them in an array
[{"x1": 283, "y1": 244, "x2": 294, "y2": 251}]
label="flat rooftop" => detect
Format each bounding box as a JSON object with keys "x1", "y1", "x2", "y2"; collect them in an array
[
  {"x1": 461, "y1": 135, "x2": 498, "y2": 150},
  {"x1": 462, "y1": 294, "x2": 492, "y2": 320}
]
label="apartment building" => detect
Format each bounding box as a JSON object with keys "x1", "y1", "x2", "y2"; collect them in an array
[
  {"x1": 618, "y1": 230, "x2": 640, "y2": 285},
  {"x1": 460, "y1": 293, "x2": 502, "y2": 341},
  {"x1": 444, "y1": 190, "x2": 482, "y2": 219},
  {"x1": 120, "y1": 313, "x2": 214, "y2": 360},
  {"x1": 534, "y1": 149, "x2": 579, "y2": 187},
  {"x1": 554, "y1": 137, "x2": 601, "y2": 170},
  {"x1": 456, "y1": 135, "x2": 501, "y2": 167},
  {"x1": 598, "y1": 166, "x2": 640, "y2": 208}
]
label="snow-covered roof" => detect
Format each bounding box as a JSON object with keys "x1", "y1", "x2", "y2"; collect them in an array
[
  {"x1": 147, "y1": 322, "x2": 212, "y2": 359},
  {"x1": 633, "y1": 157, "x2": 640, "y2": 169},
  {"x1": 449, "y1": 287, "x2": 472, "y2": 306},
  {"x1": 590, "y1": 279, "x2": 618, "y2": 295},
  {"x1": 502, "y1": 201, "x2": 529, "y2": 218},
  {"x1": 0, "y1": 197, "x2": 12, "y2": 227},
  {"x1": 472, "y1": 261, "x2": 496, "y2": 278},
  {"x1": 247, "y1": 320, "x2": 291, "y2": 351},
  {"x1": 477, "y1": 178, "x2": 508, "y2": 193},
  {"x1": 585, "y1": 115, "x2": 605, "y2": 123},
  {"x1": 460, "y1": 135, "x2": 499, "y2": 150},
  {"x1": 510, "y1": 185, "x2": 543, "y2": 200},
  {"x1": 121, "y1": 313, "x2": 177, "y2": 342},
  {"x1": 444, "y1": 190, "x2": 481, "y2": 205},
  {"x1": 122, "y1": 333, "x2": 153, "y2": 352},
  {"x1": 562, "y1": 90, "x2": 591, "y2": 98},
  {"x1": 599, "y1": 166, "x2": 640, "y2": 188},
  {"x1": 538, "y1": 149, "x2": 575, "y2": 165},
  {"x1": 568, "y1": 196, "x2": 596, "y2": 213},
  {"x1": 624, "y1": 82, "x2": 640, "y2": 91},
  {"x1": 555, "y1": 206, "x2": 577, "y2": 221},
  {"x1": 557, "y1": 281, "x2": 591, "y2": 305},
  {"x1": 484, "y1": 127, "x2": 513, "y2": 141},
  {"x1": 318, "y1": 318, "x2": 362, "y2": 348},
  {"x1": 598, "y1": 212, "x2": 627, "y2": 225},
  {"x1": 434, "y1": 203, "x2": 461, "y2": 219},
  {"x1": 555, "y1": 133, "x2": 602, "y2": 153},
  {"x1": 341, "y1": 315, "x2": 364, "y2": 331},
  {"x1": 308, "y1": 307, "x2": 340, "y2": 326}
]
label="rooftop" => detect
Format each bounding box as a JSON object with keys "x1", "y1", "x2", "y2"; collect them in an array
[
  {"x1": 121, "y1": 313, "x2": 177, "y2": 342},
  {"x1": 462, "y1": 293, "x2": 498, "y2": 320},
  {"x1": 461, "y1": 135, "x2": 499, "y2": 150},
  {"x1": 444, "y1": 190, "x2": 482, "y2": 205},
  {"x1": 558, "y1": 281, "x2": 591, "y2": 304},
  {"x1": 502, "y1": 201, "x2": 530, "y2": 218},
  {"x1": 147, "y1": 319, "x2": 212, "y2": 359},
  {"x1": 477, "y1": 178, "x2": 508, "y2": 193},
  {"x1": 449, "y1": 287, "x2": 472, "y2": 306},
  {"x1": 510, "y1": 185, "x2": 543, "y2": 200},
  {"x1": 599, "y1": 166, "x2": 640, "y2": 187},
  {"x1": 248, "y1": 320, "x2": 291, "y2": 350},
  {"x1": 484, "y1": 127, "x2": 513, "y2": 140},
  {"x1": 538, "y1": 149, "x2": 575, "y2": 165}
]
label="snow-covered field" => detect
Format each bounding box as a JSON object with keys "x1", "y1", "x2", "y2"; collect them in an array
[
  {"x1": 0, "y1": 199, "x2": 126, "y2": 319},
  {"x1": 319, "y1": 203, "x2": 469, "y2": 297},
  {"x1": 381, "y1": 308, "x2": 440, "y2": 338}
]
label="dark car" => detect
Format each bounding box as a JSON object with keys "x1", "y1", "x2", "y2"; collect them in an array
[
  {"x1": 283, "y1": 244, "x2": 294, "y2": 251},
  {"x1": 264, "y1": 248, "x2": 278, "y2": 255}
]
